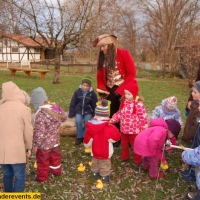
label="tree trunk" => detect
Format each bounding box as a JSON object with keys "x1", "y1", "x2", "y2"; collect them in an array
[
  {"x1": 52, "y1": 49, "x2": 61, "y2": 84},
  {"x1": 162, "y1": 52, "x2": 166, "y2": 77}
]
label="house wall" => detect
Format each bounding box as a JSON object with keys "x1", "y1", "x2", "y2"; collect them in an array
[{"x1": 0, "y1": 38, "x2": 41, "y2": 62}]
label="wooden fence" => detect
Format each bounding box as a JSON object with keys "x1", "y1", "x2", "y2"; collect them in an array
[
  {"x1": 30, "y1": 60, "x2": 97, "y2": 74},
  {"x1": 0, "y1": 60, "x2": 97, "y2": 74}
]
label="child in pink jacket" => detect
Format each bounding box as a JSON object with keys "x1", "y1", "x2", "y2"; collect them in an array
[
  {"x1": 110, "y1": 80, "x2": 148, "y2": 164},
  {"x1": 134, "y1": 118, "x2": 181, "y2": 179}
]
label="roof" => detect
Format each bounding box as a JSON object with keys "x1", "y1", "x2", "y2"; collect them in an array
[{"x1": 1, "y1": 33, "x2": 50, "y2": 48}]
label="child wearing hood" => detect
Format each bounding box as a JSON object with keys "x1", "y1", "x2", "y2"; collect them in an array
[
  {"x1": 109, "y1": 80, "x2": 148, "y2": 165},
  {"x1": 134, "y1": 118, "x2": 181, "y2": 179},
  {"x1": 0, "y1": 81, "x2": 33, "y2": 192},
  {"x1": 83, "y1": 99, "x2": 121, "y2": 182},
  {"x1": 151, "y1": 96, "x2": 183, "y2": 126},
  {"x1": 30, "y1": 87, "x2": 67, "y2": 182},
  {"x1": 151, "y1": 98, "x2": 183, "y2": 169}
]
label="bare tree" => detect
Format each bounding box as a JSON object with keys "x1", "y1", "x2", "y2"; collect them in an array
[
  {"x1": 178, "y1": 26, "x2": 200, "y2": 81},
  {"x1": 114, "y1": 3, "x2": 138, "y2": 57},
  {"x1": 0, "y1": 1, "x2": 27, "y2": 35},
  {"x1": 76, "y1": 0, "x2": 136, "y2": 59},
  {"x1": 139, "y1": 0, "x2": 200, "y2": 76},
  {"x1": 0, "y1": 2, "x2": 9, "y2": 34},
  {"x1": 3, "y1": 0, "x2": 118, "y2": 84}
]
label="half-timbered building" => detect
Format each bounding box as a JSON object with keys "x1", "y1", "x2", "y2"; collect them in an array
[{"x1": 0, "y1": 33, "x2": 55, "y2": 62}]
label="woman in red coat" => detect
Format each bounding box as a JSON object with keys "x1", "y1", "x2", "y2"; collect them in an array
[
  {"x1": 93, "y1": 34, "x2": 137, "y2": 147},
  {"x1": 93, "y1": 34, "x2": 137, "y2": 117}
]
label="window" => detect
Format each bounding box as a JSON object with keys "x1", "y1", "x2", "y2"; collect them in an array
[
  {"x1": 0, "y1": 48, "x2": 2, "y2": 53},
  {"x1": 35, "y1": 48, "x2": 40, "y2": 53},
  {"x1": 11, "y1": 47, "x2": 19, "y2": 53}
]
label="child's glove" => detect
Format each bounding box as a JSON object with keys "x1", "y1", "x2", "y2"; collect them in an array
[
  {"x1": 160, "y1": 161, "x2": 169, "y2": 170},
  {"x1": 114, "y1": 93, "x2": 121, "y2": 99},
  {"x1": 109, "y1": 119, "x2": 113, "y2": 124},
  {"x1": 165, "y1": 139, "x2": 172, "y2": 147},
  {"x1": 165, "y1": 139, "x2": 173, "y2": 152}
]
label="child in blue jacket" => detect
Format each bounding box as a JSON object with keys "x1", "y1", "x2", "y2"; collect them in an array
[
  {"x1": 69, "y1": 75, "x2": 98, "y2": 145},
  {"x1": 182, "y1": 146, "x2": 200, "y2": 199}
]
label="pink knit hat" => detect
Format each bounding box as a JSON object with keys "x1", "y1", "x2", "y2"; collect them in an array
[{"x1": 164, "y1": 96, "x2": 177, "y2": 112}]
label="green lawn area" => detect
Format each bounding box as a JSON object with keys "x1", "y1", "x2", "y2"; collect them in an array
[{"x1": 0, "y1": 69, "x2": 192, "y2": 199}]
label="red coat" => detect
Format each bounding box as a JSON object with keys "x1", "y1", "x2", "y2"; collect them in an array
[
  {"x1": 97, "y1": 48, "x2": 136, "y2": 96},
  {"x1": 84, "y1": 120, "x2": 121, "y2": 159}
]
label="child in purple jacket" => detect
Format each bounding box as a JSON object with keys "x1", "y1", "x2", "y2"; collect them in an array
[{"x1": 134, "y1": 118, "x2": 181, "y2": 179}]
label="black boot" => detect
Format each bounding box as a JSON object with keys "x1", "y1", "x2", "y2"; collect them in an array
[
  {"x1": 75, "y1": 138, "x2": 83, "y2": 145},
  {"x1": 195, "y1": 188, "x2": 200, "y2": 200},
  {"x1": 113, "y1": 140, "x2": 121, "y2": 147},
  {"x1": 182, "y1": 166, "x2": 196, "y2": 182},
  {"x1": 189, "y1": 185, "x2": 197, "y2": 192},
  {"x1": 187, "y1": 188, "x2": 200, "y2": 200},
  {"x1": 181, "y1": 165, "x2": 192, "y2": 176}
]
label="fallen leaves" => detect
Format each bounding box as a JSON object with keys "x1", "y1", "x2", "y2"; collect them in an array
[{"x1": 0, "y1": 137, "x2": 190, "y2": 199}]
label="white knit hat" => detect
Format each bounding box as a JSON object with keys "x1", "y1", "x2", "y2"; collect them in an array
[
  {"x1": 30, "y1": 87, "x2": 48, "y2": 111},
  {"x1": 164, "y1": 96, "x2": 177, "y2": 112}
]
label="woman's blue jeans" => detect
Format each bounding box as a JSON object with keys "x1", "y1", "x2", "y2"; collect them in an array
[
  {"x1": 75, "y1": 114, "x2": 92, "y2": 138},
  {"x1": 1, "y1": 163, "x2": 26, "y2": 192}
]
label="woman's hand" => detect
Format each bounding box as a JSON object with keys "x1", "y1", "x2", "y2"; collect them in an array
[{"x1": 96, "y1": 88, "x2": 109, "y2": 98}]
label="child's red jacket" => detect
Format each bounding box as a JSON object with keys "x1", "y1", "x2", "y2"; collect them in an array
[{"x1": 84, "y1": 120, "x2": 121, "y2": 159}]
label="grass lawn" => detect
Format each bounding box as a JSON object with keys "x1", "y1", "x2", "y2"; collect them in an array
[{"x1": 0, "y1": 69, "x2": 192, "y2": 199}]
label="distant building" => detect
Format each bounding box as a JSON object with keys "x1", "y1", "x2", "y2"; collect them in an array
[{"x1": 0, "y1": 33, "x2": 55, "y2": 62}]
